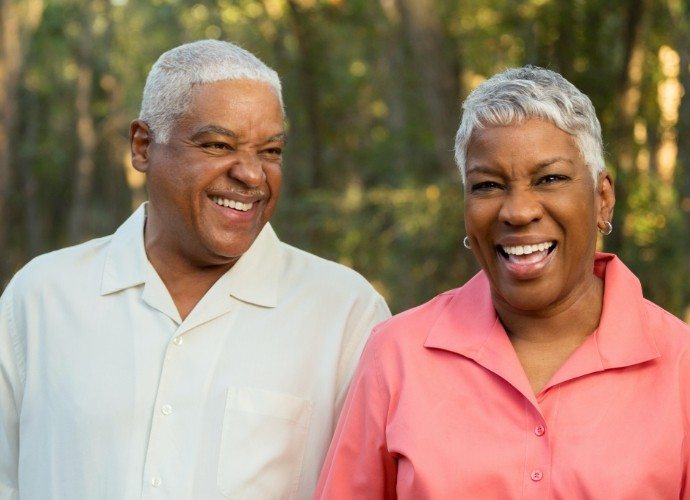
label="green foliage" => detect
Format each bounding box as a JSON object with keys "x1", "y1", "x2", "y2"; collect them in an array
[
  {"x1": 274, "y1": 182, "x2": 477, "y2": 312},
  {"x1": 2, "y1": 0, "x2": 690, "y2": 321}
]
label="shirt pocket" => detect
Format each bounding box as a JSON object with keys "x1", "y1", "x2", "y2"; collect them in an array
[{"x1": 217, "y1": 386, "x2": 313, "y2": 500}]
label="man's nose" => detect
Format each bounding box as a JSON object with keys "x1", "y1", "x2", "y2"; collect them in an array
[
  {"x1": 228, "y1": 151, "x2": 265, "y2": 188},
  {"x1": 498, "y1": 187, "x2": 543, "y2": 226}
]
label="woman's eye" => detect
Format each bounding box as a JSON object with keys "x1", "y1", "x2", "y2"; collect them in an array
[
  {"x1": 537, "y1": 174, "x2": 569, "y2": 185},
  {"x1": 470, "y1": 181, "x2": 502, "y2": 192}
]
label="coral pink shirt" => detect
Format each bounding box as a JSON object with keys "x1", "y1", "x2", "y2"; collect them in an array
[{"x1": 316, "y1": 254, "x2": 690, "y2": 499}]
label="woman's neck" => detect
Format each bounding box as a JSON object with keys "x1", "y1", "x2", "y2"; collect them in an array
[{"x1": 495, "y1": 275, "x2": 605, "y2": 394}]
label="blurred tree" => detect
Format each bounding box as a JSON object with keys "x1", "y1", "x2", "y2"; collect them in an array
[
  {"x1": 0, "y1": 0, "x2": 44, "y2": 277},
  {"x1": 1, "y1": 0, "x2": 689, "y2": 320}
]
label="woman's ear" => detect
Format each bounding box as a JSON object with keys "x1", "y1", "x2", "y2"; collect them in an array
[
  {"x1": 597, "y1": 170, "x2": 616, "y2": 224},
  {"x1": 130, "y1": 120, "x2": 152, "y2": 173}
]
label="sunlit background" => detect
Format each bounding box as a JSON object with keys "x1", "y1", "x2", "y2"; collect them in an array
[{"x1": 1, "y1": 0, "x2": 689, "y2": 321}]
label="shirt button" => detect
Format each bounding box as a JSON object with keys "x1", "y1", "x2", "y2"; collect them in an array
[
  {"x1": 151, "y1": 477, "x2": 162, "y2": 487},
  {"x1": 161, "y1": 404, "x2": 173, "y2": 416},
  {"x1": 530, "y1": 469, "x2": 543, "y2": 481},
  {"x1": 534, "y1": 425, "x2": 545, "y2": 436},
  {"x1": 172, "y1": 336, "x2": 183, "y2": 346}
]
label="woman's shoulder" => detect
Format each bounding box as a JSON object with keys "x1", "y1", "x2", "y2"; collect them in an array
[
  {"x1": 642, "y1": 298, "x2": 690, "y2": 351},
  {"x1": 367, "y1": 284, "x2": 473, "y2": 353}
]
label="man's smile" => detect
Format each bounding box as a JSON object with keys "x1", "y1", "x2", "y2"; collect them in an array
[{"x1": 210, "y1": 195, "x2": 254, "y2": 212}]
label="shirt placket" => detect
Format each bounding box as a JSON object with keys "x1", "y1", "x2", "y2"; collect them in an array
[
  {"x1": 140, "y1": 327, "x2": 188, "y2": 499},
  {"x1": 522, "y1": 396, "x2": 552, "y2": 498}
]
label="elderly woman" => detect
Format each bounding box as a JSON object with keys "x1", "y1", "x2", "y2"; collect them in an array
[{"x1": 315, "y1": 66, "x2": 690, "y2": 498}]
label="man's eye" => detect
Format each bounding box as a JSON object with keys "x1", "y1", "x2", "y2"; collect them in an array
[
  {"x1": 470, "y1": 181, "x2": 502, "y2": 192},
  {"x1": 202, "y1": 142, "x2": 232, "y2": 150},
  {"x1": 262, "y1": 148, "x2": 283, "y2": 159}
]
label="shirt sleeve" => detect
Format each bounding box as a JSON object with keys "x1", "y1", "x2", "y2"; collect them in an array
[
  {"x1": 0, "y1": 280, "x2": 22, "y2": 500},
  {"x1": 680, "y1": 348, "x2": 690, "y2": 498},
  {"x1": 315, "y1": 329, "x2": 397, "y2": 499},
  {"x1": 333, "y1": 294, "x2": 391, "y2": 418}
]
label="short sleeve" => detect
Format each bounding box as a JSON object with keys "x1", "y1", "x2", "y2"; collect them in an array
[
  {"x1": 333, "y1": 294, "x2": 391, "y2": 417},
  {"x1": 315, "y1": 329, "x2": 397, "y2": 499},
  {"x1": 680, "y1": 348, "x2": 690, "y2": 498},
  {"x1": 0, "y1": 279, "x2": 23, "y2": 500}
]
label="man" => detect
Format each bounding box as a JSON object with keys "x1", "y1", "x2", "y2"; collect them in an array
[{"x1": 0, "y1": 40, "x2": 390, "y2": 499}]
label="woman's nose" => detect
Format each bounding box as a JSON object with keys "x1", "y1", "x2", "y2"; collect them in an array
[{"x1": 498, "y1": 188, "x2": 543, "y2": 226}]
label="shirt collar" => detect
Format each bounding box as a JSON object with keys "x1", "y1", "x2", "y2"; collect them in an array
[
  {"x1": 101, "y1": 203, "x2": 282, "y2": 309},
  {"x1": 214, "y1": 222, "x2": 281, "y2": 308},
  {"x1": 101, "y1": 203, "x2": 148, "y2": 295},
  {"x1": 424, "y1": 253, "x2": 661, "y2": 390},
  {"x1": 584, "y1": 252, "x2": 660, "y2": 368}
]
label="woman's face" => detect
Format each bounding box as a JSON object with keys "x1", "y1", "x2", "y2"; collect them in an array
[{"x1": 463, "y1": 119, "x2": 614, "y2": 314}]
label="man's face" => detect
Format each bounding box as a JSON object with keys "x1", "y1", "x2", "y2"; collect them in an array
[{"x1": 132, "y1": 79, "x2": 285, "y2": 269}]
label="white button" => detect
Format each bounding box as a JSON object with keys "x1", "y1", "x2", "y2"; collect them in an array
[
  {"x1": 173, "y1": 336, "x2": 183, "y2": 346},
  {"x1": 161, "y1": 404, "x2": 173, "y2": 415},
  {"x1": 151, "y1": 477, "x2": 162, "y2": 487}
]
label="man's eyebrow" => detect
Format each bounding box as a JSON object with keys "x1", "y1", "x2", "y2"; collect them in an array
[
  {"x1": 266, "y1": 132, "x2": 287, "y2": 144},
  {"x1": 190, "y1": 126, "x2": 287, "y2": 144},
  {"x1": 190, "y1": 125, "x2": 237, "y2": 141}
]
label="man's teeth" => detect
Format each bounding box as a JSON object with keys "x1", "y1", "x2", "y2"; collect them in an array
[
  {"x1": 211, "y1": 196, "x2": 253, "y2": 212},
  {"x1": 502, "y1": 242, "x2": 554, "y2": 256}
]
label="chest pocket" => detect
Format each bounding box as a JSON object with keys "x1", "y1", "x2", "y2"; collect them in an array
[{"x1": 217, "y1": 387, "x2": 312, "y2": 500}]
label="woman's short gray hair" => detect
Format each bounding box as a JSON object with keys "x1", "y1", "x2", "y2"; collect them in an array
[
  {"x1": 139, "y1": 39, "x2": 283, "y2": 144},
  {"x1": 454, "y1": 66, "x2": 604, "y2": 184}
]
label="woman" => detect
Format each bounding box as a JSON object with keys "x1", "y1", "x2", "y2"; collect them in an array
[{"x1": 315, "y1": 67, "x2": 690, "y2": 498}]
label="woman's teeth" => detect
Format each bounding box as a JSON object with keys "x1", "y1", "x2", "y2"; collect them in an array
[
  {"x1": 502, "y1": 241, "x2": 554, "y2": 256},
  {"x1": 211, "y1": 196, "x2": 253, "y2": 212}
]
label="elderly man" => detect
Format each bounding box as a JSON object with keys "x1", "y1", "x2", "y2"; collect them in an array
[{"x1": 0, "y1": 40, "x2": 389, "y2": 500}]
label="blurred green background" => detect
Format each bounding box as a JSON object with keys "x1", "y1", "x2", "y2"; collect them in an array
[{"x1": 1, "y1": 0, "x2": 689, "y2": 321}]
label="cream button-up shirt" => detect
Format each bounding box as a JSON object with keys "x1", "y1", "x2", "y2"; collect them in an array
[{"x1": 0, "y1": 204, "x2": 390, "y2": 500}]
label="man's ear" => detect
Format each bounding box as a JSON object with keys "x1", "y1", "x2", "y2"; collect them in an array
[
  {"x1": 130, "y1": 119, "x2": 153, "y2": 173},
  {"x1": 597, "y1": 170, "x2": 616, "y2": 225}
]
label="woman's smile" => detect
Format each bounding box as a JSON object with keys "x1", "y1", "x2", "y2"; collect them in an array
[{"x1": 496, "y1": 240, "x2": 557, "y2": 279}]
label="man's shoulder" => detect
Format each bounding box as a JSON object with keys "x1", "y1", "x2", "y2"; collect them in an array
[
  {"x1": 10, "y1": 235, "x2": 113, "y2": 294},
  {"x1": 278, "y1": 241, "x2": 382, "y2": 299}
]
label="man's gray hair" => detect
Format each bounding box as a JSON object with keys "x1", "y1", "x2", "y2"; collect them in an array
[
  {"x1": 454, "y1": 66, "x2": 604, "y2": 184},
  {"x1": 139, "y1": 39, "x2": 283, "y2": 143}
]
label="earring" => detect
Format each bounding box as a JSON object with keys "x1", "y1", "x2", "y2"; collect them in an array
[
  {"x1": 599, "y1": 220, "x2": 613, "y2": 235},
  {"x1": 463, "y1": 236, "x2": 471, "y2": 249}
]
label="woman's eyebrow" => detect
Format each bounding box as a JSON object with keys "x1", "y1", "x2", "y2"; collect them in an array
[
  {"x1": 534, "y1": 157, "x2": 575, "y2": 170},
  {"x1": 466, "y1": 164, "x2": 501, "y2": 176}
]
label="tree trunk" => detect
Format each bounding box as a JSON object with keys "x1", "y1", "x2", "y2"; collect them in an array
[
  {"x1": 19, "y1": 89, "x2": 45, "y2": 257},
  {"x1": 554, "y1": 0, "x2": 576, "y2": 78},
  {"x1": 68, "y1": 1, "x2": 97, "y2": 242},
  {"x1": 0, "y1": 0, "x2": 44, "y2": 283},
  {"x1": 378, "y1": 0, "x2": 413, "y2": 178},
  {"x1": 286, "y1": 0, "x2": 325, "y2": 188},
  {"x1": 98, "y1": 0, "x2": 132, "y2": 227},
  {"x1": 672, "y1": 0, "x2": 690, "y2": 321},
  {"x1": 395, "y1": 0, "x2": 459, "y2": 176},
  {"x1": 608, "y1": 0, "x2": 648, "y2": 252}
]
